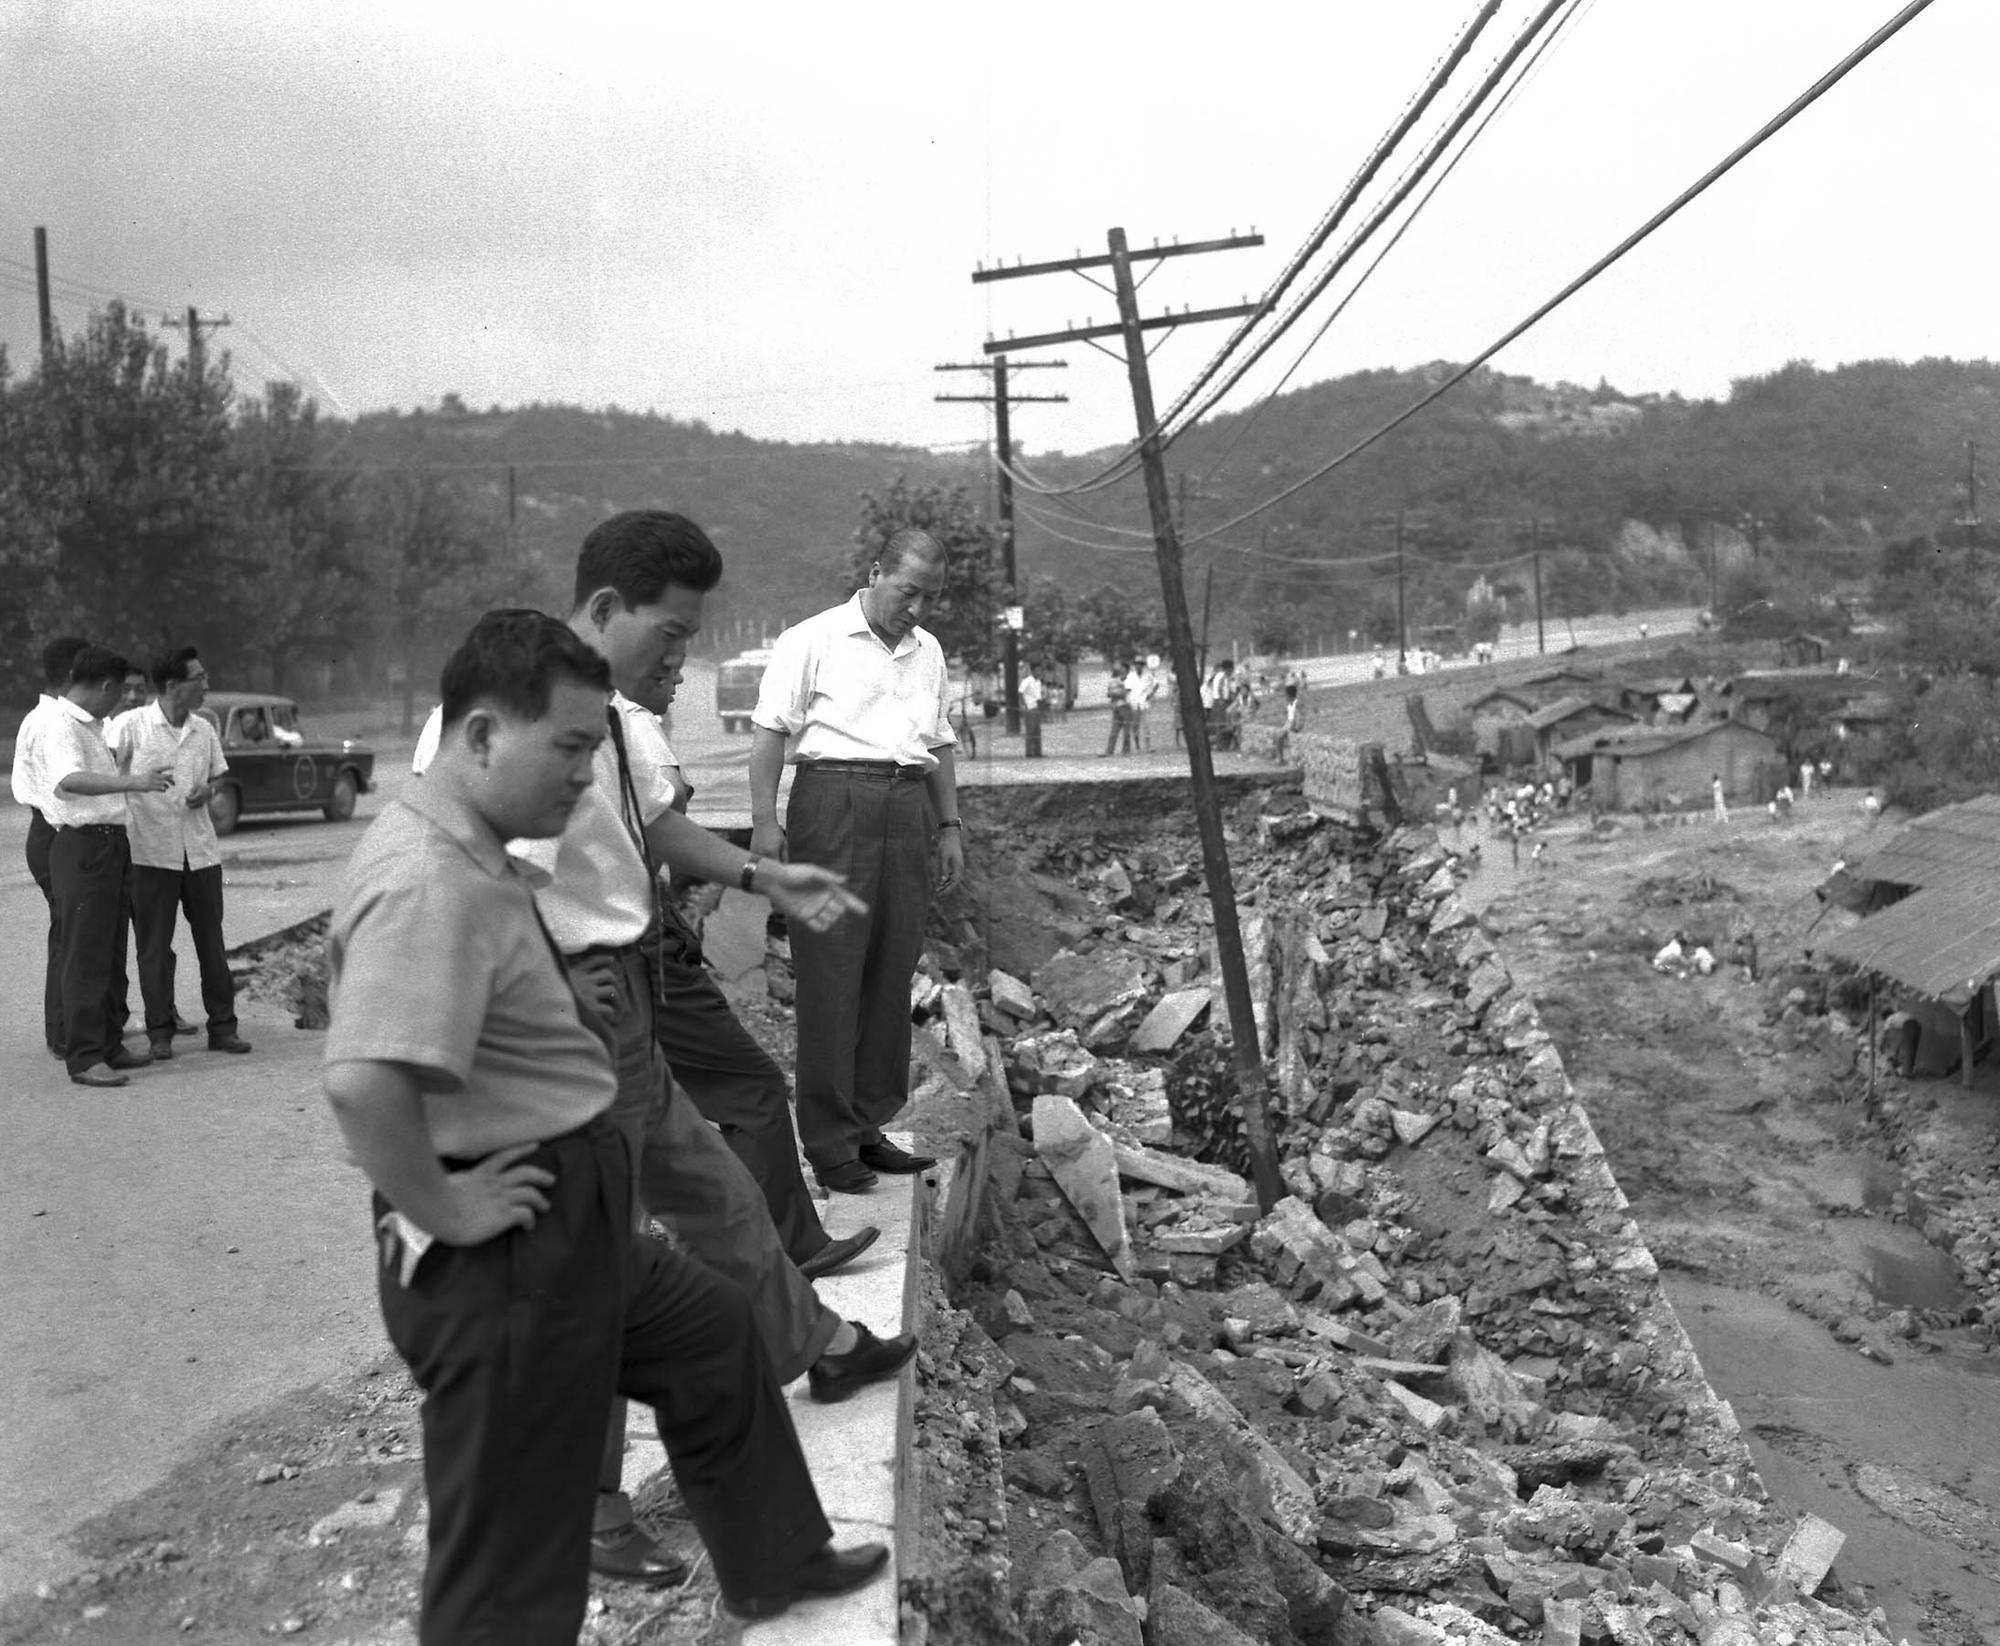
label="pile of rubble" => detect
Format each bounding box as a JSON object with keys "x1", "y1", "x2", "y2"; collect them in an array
[{"x1": 904, "y1": 798, "x2": 1902, "y2": 1646}]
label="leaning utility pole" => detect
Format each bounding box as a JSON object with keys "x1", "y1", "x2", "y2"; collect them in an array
[
  {"x1": 976, "y1": 225, "x2": 1287, "y2": 1212},
  {"x1": 1530, "y1": 519, "x2": 1546, "y2": 656},
  {"x1": 32, "y1": 227, "x2": 55, "y2": 362},
  {"x1": 162, "y1": 305, "x2": 231, "y2": 382},
  {"x1": 935, "y1": 356, "x2": 1068, "y2": 734},
  {"x1": 1395, "y1": 512, "x2": 1408, "y2": 670}
]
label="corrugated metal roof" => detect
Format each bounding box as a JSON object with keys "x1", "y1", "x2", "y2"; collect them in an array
[
  {"x1": 1526, "y1": 695, "x2": 1631, "y2": 731},
  {"x1": 1816, "y1": 883, "x2": 2000, "y2": 1008},
  {"x1": 1847, "y1": 793, "x2": 2000, "y2": 895},
  {"x1": 1552, "y1": 720, "x2": 1771, "y2": 761}
]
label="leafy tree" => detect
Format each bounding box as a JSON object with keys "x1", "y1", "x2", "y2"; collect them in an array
[
  {"x1": 848, "y1": 476, "x2": 1001, "y2": 669},
  {"x1": 6, "y1": 302, "x2": 238, "y2": 658},
  {"x1": 227, "y1": 382, "x2": 371, "y2": 694},
  {"x1": 1073, "y1": 583, "x2": 1168, "y2": 669},
  {"x1": 358, "y1": 470, "x2": 516, "y2": 732}
]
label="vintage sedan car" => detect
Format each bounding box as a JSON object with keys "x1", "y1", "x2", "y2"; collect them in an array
[{"x1": 195, "y1": 692, "x2": 376, "y2": 835}]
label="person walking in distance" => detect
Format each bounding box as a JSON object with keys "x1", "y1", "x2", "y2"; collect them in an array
[
  {"x1": 749, "y1": 527, "x2": 962, "y2": 1194},
  {"x1": 324, "y1": 610, "x2": 888, "y2": 1642},
  {"x1": 43, "y1": 646, "x2": 175, "y2": 1087},
  {"x1": 1711, "y1": 772, "x2": 1729, "y2": 825},
  {"x1": 111, "y1": 646, "x2": 250, "y2": 1060},
  {"x1": 12, "y1": 634, "x2": 87, "y2": 1060}
]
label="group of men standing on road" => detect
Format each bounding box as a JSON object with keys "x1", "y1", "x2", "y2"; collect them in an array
[
  {"x1": 331, "y1": 513, "x2": 965, "y2": 1640},
  {"x1": 11, "y1": 638, "x2": 247, "y2": 1088}
]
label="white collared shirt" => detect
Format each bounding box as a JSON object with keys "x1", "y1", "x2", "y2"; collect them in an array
[
  {"x1": 414, "y1": 697, "x2": 658, "y2": 955},
  {"x1": 110, "y1": 701, "x2": 229, "y2": 870},
  {"x1": 751, "y1": 591, "x2": 957, "y2": 769},
  {"x1": 40, "y1": 697, "x2": 126, "y2": 829},
  {"x1": 10, "y1": 693, "x2": 60, "y2": 812}
]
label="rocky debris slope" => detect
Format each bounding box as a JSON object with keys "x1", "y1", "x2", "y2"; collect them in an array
[{"x1": 905, "y1": 800, "x2": 1902, "y2": 1646}]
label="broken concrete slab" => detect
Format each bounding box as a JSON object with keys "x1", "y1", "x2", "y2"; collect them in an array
[
  {"x1": 1162, "y1": 1361, "x2": 1318, "y2": 1543},
  {"x1": 989, "y1": 967, "x2": 1037, "y2": 1019},
  {"x1": 1019, "y1": 1530, "x2": 1144, "y2": 1646},
  {"x1": 1773, "y1": 1513, "x2": 1845, "y2": 1595},
  {"x1": 1106, "y1": 1141, "x2": 1250, "y2": 1201},
  {"x1": 1032, "y1": 949, "x2": 1152, "y2": 1027},
  {"x1": 1009, "y1": 1029, "x2": 1101, "y2": 1100},
  {"x1": 1131, "y1": 987, "x2": 1212, "y2": 1055},
  {"x1": 1031, "y1": 1094, "x2": 1135, "y2": 1278},
  {"x1": 941, "y1": 982, "x2": 985, "y2": 1074}
]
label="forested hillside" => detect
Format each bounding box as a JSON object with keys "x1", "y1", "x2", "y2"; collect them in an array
[{"x1": 5, "y1": 301, "x2": 1994, "y2": 709}]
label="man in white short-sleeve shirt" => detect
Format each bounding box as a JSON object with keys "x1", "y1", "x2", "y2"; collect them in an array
[
  {"x1": 748, "y1": 528, "x2": 964, "y2": 1193},
  {"x1": 110, "y1": 645, "x2": 246, "y2": 1059}
]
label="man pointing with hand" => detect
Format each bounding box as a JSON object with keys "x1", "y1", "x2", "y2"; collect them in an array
[{"x1": 748, "y1": 527, "x2": 964, "y2": 1195}]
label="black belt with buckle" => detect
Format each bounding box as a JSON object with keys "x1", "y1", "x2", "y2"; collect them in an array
[
  {"x1": 801, "y1": 759, "x2": 928, "y2": 782},
  {"x1": 63, "y1": 822, "x2": 127, "y2": 835}
]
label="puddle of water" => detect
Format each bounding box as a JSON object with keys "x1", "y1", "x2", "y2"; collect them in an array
[{"x1": 1856, "y1": 1239, "x2": 1966, "y2": 1311}]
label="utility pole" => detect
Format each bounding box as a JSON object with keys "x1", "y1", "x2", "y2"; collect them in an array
[
  {"x1": 1967, "y1": 440, "x2": 1981, "y2": 528},
  {"x1": 935, "y1": 356, "x2": 1068, "y2": 735},
  {"x1": 977, "y1": 224, "x2": 1287, "y2": 1212},
  {"x1": 33, "y1": 227, "x2": 53, "y2": 362},
  {"x1": 161, "y1": 305, "x2": 231, "y2": 383},
  {"x1": 1395, "y1": 512, "x2": 1407, "y2": 671},
  {"x1": 1531, "y1": 519, "x2": 1545, "y2": 656}
]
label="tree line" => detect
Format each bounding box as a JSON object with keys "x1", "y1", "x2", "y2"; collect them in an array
[{"x1": 0, "y1": 303, "x2": 560, "y2": 719}]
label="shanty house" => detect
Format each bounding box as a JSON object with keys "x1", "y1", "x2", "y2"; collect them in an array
[
  {"x1": 1815, "y1": 794, "x2": 2000, "y2": 1085},
  {"x1": 1555, "y1": 719, "x2": 1782, "y2": 812},
  {"x1": 1466, "y1": 688, "x2": 1538, "y2": 761},
  {"x1": 1617, "y1": 675, "x2": 1703, "y2": 725},
  {"x1": 1778, "y1": 633, "x2": 1830, "y2": 667},
  {"x1": 1526, "y1": 696, "x2": 1634, "y2": 769}
]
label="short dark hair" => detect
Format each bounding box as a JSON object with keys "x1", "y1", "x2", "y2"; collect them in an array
[
  {"x1": 571, "y1": 511, "x2": 721, "y2": 612},
  {"x1": 68, "y1": 645, "x2": 129, "y2": 687},
  {"x1": 151, "y1": 646, "x2": 203, "y2": 691},
  {"x1": 40, "y1": 635, "x2": 87, "y2": 688},
  {"x1": 439, "y1": 609, "x2": 610, "y2": 730},
  {"x1": 879, "y1": 527, "x2": 944, "y2": 574}
]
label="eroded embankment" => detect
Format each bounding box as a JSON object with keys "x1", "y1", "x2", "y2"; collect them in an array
[{"x1": 901, "y1": 782, "x2": 1893, "y2": 1646}]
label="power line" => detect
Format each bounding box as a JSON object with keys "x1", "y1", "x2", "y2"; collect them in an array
[
  {"x1": 1190, "y1": 0, "x2": 1596, "y2": 494},
  {"x1": 1156, "y1": 0, "x2": 1510, "y2": 438},
  {"x1": 1184, "y1": 0, "x2": 1943, "y2": 548},
  {"x1": 1164, "y1": 0, "x2": 1573, "y2": 444}
]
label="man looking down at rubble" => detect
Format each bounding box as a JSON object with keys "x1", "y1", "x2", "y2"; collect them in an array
[
  {"x1": 324, "y1": 610, "x2": 886, "y2": 1642},
  {"x1": 748, "y1": 526, "x2": 963, "y2": 1194}
]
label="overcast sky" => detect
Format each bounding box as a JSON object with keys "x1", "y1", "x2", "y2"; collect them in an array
[{"x1": 0, "y1": 0, "x2": 1987, "y2": 456}]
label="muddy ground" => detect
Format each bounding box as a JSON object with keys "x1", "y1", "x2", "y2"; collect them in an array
[{"x1": 1474, "y1": 800, "x2": 2000, "y2": 1645}]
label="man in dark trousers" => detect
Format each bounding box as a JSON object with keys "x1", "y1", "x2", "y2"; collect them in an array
[
  {"x1": 42, "y1": 646, "x2": 174, "y2": 1087},
  {"x1": 11, "y1": 634, "x2": 87, "y2": 1059},
  {"x1": 625, "y1": 661, "x2": 878, "y2": 1276},
  {"x1": 111, "y1": 646, "x2": 250, "y2": 1059},
  {"x1": 748, "y1": 527, "x2": 963, "y2": 1193},
  {"x1": 325, "y1": 611, "x2": 885, "y2": 1643}
]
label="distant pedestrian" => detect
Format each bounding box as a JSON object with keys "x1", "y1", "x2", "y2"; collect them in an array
[
  {"x1": 12, "y1": 634, "x2": 89, "y2": 1061},
  {"x1": 1799, "y1": 760, "x2": 1814, "y2": 801},
  {"x1": 45, "y1": 646, "x2": 176, "y2": 1087},
  {"x1": 1509, "y1": 822, "x2": 1521, "y2": 868},
  {"x1": 110, "y1": 646, "x2": 249, "y2": 1060},
  {"x1": 1711, "y1": 773, "x2": 1728, "y2": 825},
  {"x1": 1103, "y1": 665, "x2": 1135, "y2": 756}
]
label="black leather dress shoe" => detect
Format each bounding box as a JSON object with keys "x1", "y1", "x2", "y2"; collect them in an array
[
  {"x1": 724, "y1": 1540, "x2": 889, "y2": 1619},
  {"x1": 149, "y1": 1037, "x2": 175, "y2": 1062},
  {"x1": 807, "y1": 1324, "x2": 917, "y2": 1404},
  {"x1": 70, "y1": 1065, "x2": 130, "y2": 1089},
  {"x1": 819, "y1": 1159, "x2": 878, "y2": 1194},
  {"x1": 173, "y1": 1015, "x2": 201, "y2": 1038},
  {"x1": 208, "y1": 1034, "x2": 253, "y2": 1054},
  {"x1": 797, "y1": 1225, "x2": 880, "y2": 1280},
  {"x1": 589, "y1": 1523, "x2": 689, "y2": 1587},
  {"x1": 105, "y1": 1043, "x2": 152, "y2": 1071},
  {"x1": 858, "y1": 1141, "x2": 936, "y2": 1174}
]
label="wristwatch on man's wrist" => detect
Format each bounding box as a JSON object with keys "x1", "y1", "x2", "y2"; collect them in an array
[{"x1": 937, "y1": 819, "x2": 963, "y2": 832}]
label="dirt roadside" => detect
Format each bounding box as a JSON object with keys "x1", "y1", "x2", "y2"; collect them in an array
[{"x1": 1472, "y1": 800, "x2": 2000, "y2": 1645}]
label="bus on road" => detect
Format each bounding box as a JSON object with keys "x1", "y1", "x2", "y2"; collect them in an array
[{"x1": 715, "y1": 649, "x2": 772, "y2": 733}]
